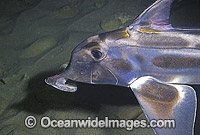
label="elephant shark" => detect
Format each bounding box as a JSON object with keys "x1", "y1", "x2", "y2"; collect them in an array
[{"x1": 45, "y1": 0, "x2": 199, "y2": 134}]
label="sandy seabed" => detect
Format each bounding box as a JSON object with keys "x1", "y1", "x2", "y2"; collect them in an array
[{"x1": 0, "y1": 0, "x2": 199, "y2": 135}]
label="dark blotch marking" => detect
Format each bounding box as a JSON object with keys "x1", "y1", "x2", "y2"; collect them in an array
[
  {"x1": 109, "y1": 59, "x2": 132, "y2": 73},
  {"x1": 73, "y1": 40, "x2": 99, "y2": 53},
  {"x1": 92, "y1": 64, "x2": 116, "y2": 84},
  {"x1": 153, "y1": 55, "x2": 200, "y2": 69},
  {"x1": 83, "y1": 42, "x2": 99, "y2": 49},
  {"x1": 140, "y1": 79, "x2": 178, "y2": 102},
  {"x1": 137, "y1": 34, "x2": 188, "y2": 48},
  {"x1": 134, "y1": 54, "x2": 144, "y2": 62},
  {"x1": 137, "y1": 77, "x2": 179, "y2": 118}
]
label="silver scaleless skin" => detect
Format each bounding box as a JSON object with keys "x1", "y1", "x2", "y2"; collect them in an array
[{"x1": 45, "y1": 0, "x2": 199, "y2": 134}]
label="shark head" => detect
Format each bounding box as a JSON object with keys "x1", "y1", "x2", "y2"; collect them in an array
[{"x1": 45, "y1": 29, "x2": 138, "y2": 92}]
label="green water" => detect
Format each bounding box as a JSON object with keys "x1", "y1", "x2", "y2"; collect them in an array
[{"x1": 0, "y1": 0, "x2": 199, "y2": 134}]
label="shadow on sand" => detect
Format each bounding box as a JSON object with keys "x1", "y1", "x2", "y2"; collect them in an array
[{"x1": 11, "y1": 71, "x2": 138, "y2": 114}]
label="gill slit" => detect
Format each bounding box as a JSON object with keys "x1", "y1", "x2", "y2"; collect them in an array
[
  {"x1": 90, "y1": 63, "x2": 94, "y2": 84},
  {"x1": 104, "y1": 65, "x2": 119, "y2": 85}
]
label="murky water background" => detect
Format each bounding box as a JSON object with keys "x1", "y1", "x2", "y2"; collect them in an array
[{"x1": 0, "y1": 0, "x2": 199, "y2": 134}]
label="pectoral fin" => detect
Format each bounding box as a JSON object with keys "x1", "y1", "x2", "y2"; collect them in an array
[{"x1": 130, "y1": 76, "x2": 197, "y2": 135}]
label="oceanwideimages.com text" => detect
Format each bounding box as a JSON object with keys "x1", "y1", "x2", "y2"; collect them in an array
[{"x1": 25, "y1": 116, "x2": 176, "y2": 130}]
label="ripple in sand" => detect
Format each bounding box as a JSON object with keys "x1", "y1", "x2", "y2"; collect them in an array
[
  {"x1": 94, "y1": 1, "x2": 105, "y2": 8},
  {"x1": 23, "y1": 36, "x2": 57, "y2": 58},
  {"x1": 100, "y1": 19, "x2": 122, "y2": 31},
  {"x1": 58, "y1": 5, "x2": 79, "y2": 18}
]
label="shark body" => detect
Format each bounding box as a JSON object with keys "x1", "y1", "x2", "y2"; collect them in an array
[{"x1": 45, "y1": 0, "x2": 199, "y2": 134}]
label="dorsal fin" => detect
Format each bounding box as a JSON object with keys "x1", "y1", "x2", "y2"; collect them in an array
[{"x1": 130, "y1": 0, "x2": 174, "y2": 32}]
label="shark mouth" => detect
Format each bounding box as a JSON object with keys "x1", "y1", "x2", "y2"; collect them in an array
[
  {"x1": 45, "y1": 62, "x2": 119, "y2": 92},
  {"x1": 45, "y1": 75, "x2": 77, "y2": 92}
]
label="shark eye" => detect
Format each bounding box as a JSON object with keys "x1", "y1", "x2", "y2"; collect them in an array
[{"x1": 91, "y1": 49, "x2": 103, "y2": 60}]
